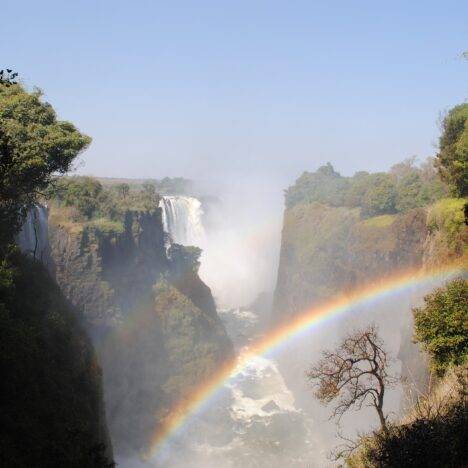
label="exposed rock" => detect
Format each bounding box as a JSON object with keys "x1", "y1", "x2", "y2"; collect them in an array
[
  {"x1": 262, "y1": 400, "x2": 281, "y2": 413},
  {"x1": 47, "y1": 204, "x2": 233, "y2": 458}
]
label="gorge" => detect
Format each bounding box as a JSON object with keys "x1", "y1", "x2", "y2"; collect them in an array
[
  {"x1": 18, "y1": 164, "x2": 465, "y2": 467},
  {"x1": 2, "y1": 76, "x2": 466, "y2": 468}
]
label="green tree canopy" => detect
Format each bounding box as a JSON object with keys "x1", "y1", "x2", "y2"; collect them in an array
[
  {"x1": 436, "y1": 104, "x2": 468, "y2": 197},
  {"x1": 285, "y1": 163, "x2": 350, "y2": 208},
  {"x1": 0, "y1": 83, "x2": 91, "y2": 250},
  {"x1": 360, "y1": 173, "x2": 397, "y2": 217},
  {"x1": 53, "y1": 176, "x2": 104, "y2": 219},
  {"x1": 413, "y1": 278, "x2": 468, "y2": 375}
]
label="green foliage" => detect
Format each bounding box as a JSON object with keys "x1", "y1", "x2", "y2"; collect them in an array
[
  {"x1": 284, "y1": 159, "x2": 447, "y2": 217},
  {"x1": 436, "y1": 103, "x2": 468, "y2": 197},
  {"x1": 168, "y1": 244, "x2": 202, "y2": 273},
  {"x1": 115, "y1": 183, "x2": 130, "y2": 199},
  {"x1": 413, "y1": 278, "x2": 468, "y2": 375},
  {"x1": 285, "y1": 163, "x2": 350, "y2": 208},
  {"x1": 0, "y1": 83, "x2": 91, "y2": 251},
  {"x1": 0, "y1": 253, "x2": 113, "y2": 467},
  {"x1": 141, "y1": 181, "x2": 160, "y2": 209},
  {"x1": 427, "y1": 198, "x2": 466, "y2": 237},
  {"x1": 361, "y1": 173, "x2": 397, "y2": 217},
  {"x1": 393, "y1": 162, "x2": 448, "y2": 212},
  {"x1": 48, "y1": 175, "x2": 164, "y2": 229},
  {"x1": 88, "y1": 217, "x2": 125, "y2": 235},
  {"x1": 53, "y1": 176, "x2": 105, "y2": 219},
  {"x1": 151, "y1": 176, "x2": 194, "y2": 195},
  {"x1": 361, "y1": 214, "x2": 396, "y2": 228},
  {"x1": 153, "y1": 279, "x2": 230, "y2": 398}
]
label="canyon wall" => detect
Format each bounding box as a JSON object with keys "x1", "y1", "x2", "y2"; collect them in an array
[
  {"x1": 47, "y1": 202, "x2": 233, "y2": 458},
  {"x1": 272, "y1": 166, "x2": 466, "y2": 409}
]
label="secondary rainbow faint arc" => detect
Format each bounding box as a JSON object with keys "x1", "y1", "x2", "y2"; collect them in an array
[{"x1": 148, "y1": 263, "x2": 465, "y2": 458}]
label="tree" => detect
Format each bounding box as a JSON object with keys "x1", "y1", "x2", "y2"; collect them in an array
[
  {"x1": 54, "y1": 176, "x2": 104, "y2": 219},
  {"x1": 141, "y1": 181, "x2": 160, "y2": 208},
  {"x1": 413, "y1": 278, "x2": 468, "y2": 376},
  {"x1": 0, "y1": 81, "x2": 91, "y2": 251},
  {"x1": 307, "y1": 325, "x2": 396, "y2": 434},
  {"x1": 284, "y1": 163, "x2": 350, "y2": 208},
  {"x1": 116, "y1": 183, "x2": 130, "y2": 199},
  {"x1": 435, "y1": 104, "x2": 468, "y2": 197},
  {"x1": 361, "y1": 173, "x2": 397, "y2": 217}
]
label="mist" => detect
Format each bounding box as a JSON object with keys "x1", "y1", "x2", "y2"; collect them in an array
[{"x1": 198, "y1": 174, "x2": 284, "y2": 309}]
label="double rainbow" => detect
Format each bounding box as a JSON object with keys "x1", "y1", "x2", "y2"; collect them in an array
[{"x1": 148, "y1": 263, "x2": 465, "y2": 459}]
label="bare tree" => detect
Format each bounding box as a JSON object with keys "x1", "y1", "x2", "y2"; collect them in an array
[{"x1": 307, "y1": 324, "x2": 396, "y2": 434}]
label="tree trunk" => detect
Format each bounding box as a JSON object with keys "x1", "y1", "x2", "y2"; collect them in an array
[{"x1": 376, "y1": 405, "x2": 388, "y2": 434}]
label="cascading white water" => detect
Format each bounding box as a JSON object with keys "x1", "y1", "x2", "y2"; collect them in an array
[
  {"x1": 16, "y1": 204, "x2": 49, "y2": 259},
  {"x1": 159, "y1": 196, "x2": 205, "y2": 246}
]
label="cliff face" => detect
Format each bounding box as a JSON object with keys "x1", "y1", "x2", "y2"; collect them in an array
[
  {"x1": 272, "y1": 195, "x2": 466, "y2": 402},
  {"x1": 0, "y1": 253, "x2": 113, "y2": 467},
  {"x1": 47, "y1": 204, "x2": 233, "y2": 458},
  {"x1": 49, "y1": 209, "x2": 168, "y2": 331},
  {"x1": 273, "y1": 204, "x2": 429, "y2": 323}
]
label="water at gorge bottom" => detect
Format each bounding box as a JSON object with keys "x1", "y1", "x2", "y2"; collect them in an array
[{"x1": 150, "y1": 306, "x2": 321, "y2": 468}]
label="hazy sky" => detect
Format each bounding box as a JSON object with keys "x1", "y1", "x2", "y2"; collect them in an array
[{"x1": 3, "y1": 1, "x2": 467, "y2": 187}]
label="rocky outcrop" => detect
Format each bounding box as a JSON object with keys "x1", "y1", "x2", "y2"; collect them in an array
[
  {"x1": 272, "y1": 194, "x2": 466, "y2": 412},
  {"x1": 47, "y1": 204, "x2": 233, "y2": 458}
]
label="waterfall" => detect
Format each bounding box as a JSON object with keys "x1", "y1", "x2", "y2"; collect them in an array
[
  {"x1": 16, "y1": 204, "x2": 49, "y2": 259},
  {"x1": 159, "y1": 196, "x2": 205, "y2": 246}
]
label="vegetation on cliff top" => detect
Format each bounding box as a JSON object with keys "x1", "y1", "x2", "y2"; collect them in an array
[
  {"x1": 285, "y1": 158, "x2": 448, "y2": 216},
  {"x1": 413, "y1": 278, "x2": 468, "y2": 376},
  {"x1": 0, "y1": 82, "x2": 91, "y2": 252},
  {"x1": 436, "y1": 103, "x2": 468, "y2": 197},
  {"x1": 47, "y1": 175, "x2": 164, "y2": 233},
  {"x1": 0, "y1": 78, "x2": 113, "y2": 465}
]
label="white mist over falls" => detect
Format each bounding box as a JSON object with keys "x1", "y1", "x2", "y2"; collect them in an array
[{"x1": 151, "y1": 190, "x2": 318, "y2": 468}]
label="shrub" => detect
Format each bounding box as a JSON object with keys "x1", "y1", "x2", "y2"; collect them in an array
[
  {"x1": 361, "y1": 173, "x2": 397, "y2": 217},
  {"x1": 436, "y1": 103, "x2": 468, "y2": 197},
  {"x1": 348, "y1": 401, "x2": 466, "y2": 467},
  {"x1": 427, "y1": 198, "x2": 466, "y2": 238},
  {"x1": 53, "y1": 176, "x2": 105, "y2": 219},
  {"x1": 413, "y1": 278, "x2": 468, "y2": 375}
]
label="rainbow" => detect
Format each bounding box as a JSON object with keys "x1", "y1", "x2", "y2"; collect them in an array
[{"x1": 148, "y1": 263, "x2": 465, "y2": 459}]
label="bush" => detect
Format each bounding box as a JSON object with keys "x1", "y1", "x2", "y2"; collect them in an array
[
  {"x1": 413, "y1": 278, "x2": 468, "y2": 375},
  {"x1": 361, "y1": 173, "x2": 397, "y2": 217},
  {"x1": 53, "y1": 176, "x2": 105, "y2": 219},
  {"x1": 348, "y1": 401, "x2": 466, "y2": 467},
  {"x1": 427, "y1": 198, "x2": 466, "y2": 238},
  {"x1": 284, "y1": 163, "x2": 349, "y2": 208},
  {"x1": 436, "y1": 103, "x2": 468, "y2": 197},
  {"x1": 284, "y1": 159, "x2": 446, "y2": 216}
]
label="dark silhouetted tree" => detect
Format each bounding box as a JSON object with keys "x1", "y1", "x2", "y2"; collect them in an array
[{"x1": 307, "y1": 325, "x2": 396, "y2": 434}]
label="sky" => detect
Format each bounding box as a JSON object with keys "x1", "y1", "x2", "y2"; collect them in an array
[{"x1": 2, "y1": 0, "x2": 467, "y2": 188}]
